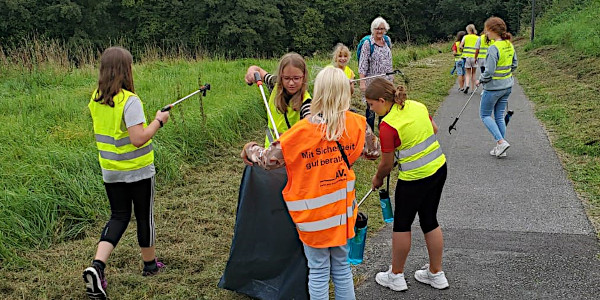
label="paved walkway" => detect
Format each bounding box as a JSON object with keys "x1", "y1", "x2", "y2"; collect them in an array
[{"x1": 355, "y1": 81, "x2": 600, "y2": 299}]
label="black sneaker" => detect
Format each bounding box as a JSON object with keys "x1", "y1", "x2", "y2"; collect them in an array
[
  {"x1": 142, "y1": 258, "x2": 166, "y2": 277},
  {"x1": 463, "y1": 86, "x2": 469, "y2": 94},
  {"x1": 83, "y1": 265, "x2": 107, "y2": 299}
]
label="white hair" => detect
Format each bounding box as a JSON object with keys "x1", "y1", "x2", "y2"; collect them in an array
[{"x1": 371, "y1": 17, "x2": 390, "y2": 35}]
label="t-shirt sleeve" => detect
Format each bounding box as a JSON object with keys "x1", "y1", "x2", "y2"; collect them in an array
[
  {"x1": 300, "y1": 99, "x2": 312, "y2": 119},
  {"x1": 452, "y1": 43, "x2": 457, "y2": 52},
  {"x1": 379, "y1": 121, "x2": 401, "y2": 153},
  {"x1": 123, "y1": 96, "x2": 147, "y2": 128},
  {"x1": 475, "y1": 37, "x2": 481, "y2": 49}
]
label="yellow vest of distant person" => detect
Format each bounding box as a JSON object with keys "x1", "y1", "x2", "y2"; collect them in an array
[
  {"x1": 88, "y1": 89, "x2": 154, "y2": 173},
  {"x1": 478, "y1": 34, "x2": 494, "y2": 59},
  {"x1": 461, "y1": 34, "x2": 479, "y2": 58},
  {"x1": 454, "y1": 41, "x2": 462, "y2": 61},
  {"x1": 382, "y1": 101, "x2": 446, "y2": 181}
]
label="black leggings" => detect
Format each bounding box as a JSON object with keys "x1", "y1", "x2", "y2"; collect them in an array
[
  {"x1": 393, "y1": 164, "x2": 447, "y2": 233},
  {"x1": 100, "y1": 177, "x2": 156, "y2": 247}
]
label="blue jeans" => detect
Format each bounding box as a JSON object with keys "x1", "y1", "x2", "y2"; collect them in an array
[
  {"x1": 303, "y1": 243, "x2": 355, "y2": 300},
  {"x1": 480, "y1": 87, "x2": 512, "y2": 142}
]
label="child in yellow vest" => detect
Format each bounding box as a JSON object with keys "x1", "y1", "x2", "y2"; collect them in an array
[
  {"x1": 331, "y1": 43, "x2": 356, "y2": 94},
  {"x1": 366, "y1": 78, "x2": 449, "y2": 292},
  {"x1": 84, "y1": 47, "x2": 170, "y2": 300},
  {"x1": 245, "y1": 53, "x2": 312, "y2": 147}
]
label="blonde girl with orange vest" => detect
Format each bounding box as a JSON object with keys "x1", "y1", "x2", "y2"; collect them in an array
[
  {"x1": 366, "y1": 78, "x2": 449, "y2": 292},
  {"x1": 241, "y1": 67, "x2": 380, "y2": 299},
  {"x1": 84, "y1": 47, "x2": 170, "y2": 300}
]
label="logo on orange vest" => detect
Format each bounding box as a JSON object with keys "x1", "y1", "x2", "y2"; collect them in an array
[{"x1": 303, "y1": 143, "x2": 357, "y2": 171}]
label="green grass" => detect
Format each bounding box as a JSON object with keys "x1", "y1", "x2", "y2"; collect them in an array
[
  {"x1": 0, "y1": 44, "x2": 454, "y2": 298},
  {"x1": 516, "y1": 38, "x2": 600, "y2": 236},
  {"x1": 523, "y1": 0, "x2": 600, "y2": 57}
]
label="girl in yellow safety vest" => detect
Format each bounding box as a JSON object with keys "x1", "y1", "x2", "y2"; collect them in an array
[
  {"x1": 452, "y1": 31, "x2": 466, "y2": 91},
  {"x1": 241, "y1": 67, "x2": 380, "y2": 299},
  {"x1": 476, "y1": 17, "x2": 518, "y2": 158},
  {"x1": 245, "y1": 53, "x2": 312, "y2": 147},
  {"x1": 330, "y1": 43, "x2": 356, "y2": 94},
  {"x1": 83, "y1": 47, "x2": 170, "y2": 300},
  {"x1": 366, "y1": 78, "x2": 449, "y2": 292}
]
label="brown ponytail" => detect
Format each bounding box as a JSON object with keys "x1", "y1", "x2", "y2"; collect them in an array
[
  {"x1": 365, "y1": 77, "x2": 408, "y2": 109},
  {"x1": 485, "y1": 17, "x2": 512, "y2": 42}
]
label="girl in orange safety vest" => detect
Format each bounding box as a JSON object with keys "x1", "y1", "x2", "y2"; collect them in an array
[
  {"x1": 366, "y1": 78, "x2": 449, "y2": 292},
  {"x1": 241, "y1": 67, "x2": 380, "y2": 299}
]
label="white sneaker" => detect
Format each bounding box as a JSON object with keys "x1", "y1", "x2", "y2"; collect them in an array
[
  {"x1": 375, "y1": 266, "x2": 408, "y2": 291},
  {"x1": 414, "y1": 264, "x2": 449, "y2": 289},
  {"x1": 495, "y1": 140, "x2": 510, "y2": 157},
  {"x1": 490, "y1": 147, "x2": 507, "y2": 157}
]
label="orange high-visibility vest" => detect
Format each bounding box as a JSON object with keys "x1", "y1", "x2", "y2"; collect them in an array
[{"x1": 279, "y1": 111, "x2": 366, "y2": 248}]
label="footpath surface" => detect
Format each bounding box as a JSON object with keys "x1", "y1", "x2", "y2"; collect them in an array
[{"x1": 354, "y1": 81, "x2": 600, "y2": 299}]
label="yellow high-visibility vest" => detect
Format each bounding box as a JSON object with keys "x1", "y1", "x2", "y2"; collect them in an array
[{"x1": 491, "y1": 40, "x2": 515, "y2": 80}]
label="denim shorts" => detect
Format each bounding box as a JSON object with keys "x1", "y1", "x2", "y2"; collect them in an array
[{"x1": 454, "y1": 59, "x2": 465, "y2": 76}]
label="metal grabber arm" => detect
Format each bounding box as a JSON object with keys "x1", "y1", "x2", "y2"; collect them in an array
[{"x1": 161, "y1": 83, "x2": 211, "y2": 112}]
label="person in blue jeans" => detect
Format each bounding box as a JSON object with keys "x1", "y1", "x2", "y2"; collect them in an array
[{"x1": 476, "y1": 17, "x2": 518, "y2": 158}]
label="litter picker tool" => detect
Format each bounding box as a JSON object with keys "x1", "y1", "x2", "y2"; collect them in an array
[
  {"x1": 357, "y1": 189, "x2": 375, "y2": 208},
  {"x1": 253, "y1": 71, "x2": 280, "y2": 141},
  {"x1": 161, "y1": 83, "x2": 211, "y2": 112},
  {"x1": 351, "y1": 69, "x2": 403, "y2": 82},
  {"x1": 448, "y1": 85, "x2": 478, "y2": 134}
]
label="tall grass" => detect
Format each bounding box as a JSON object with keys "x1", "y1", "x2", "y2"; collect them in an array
[
  {"x1": 0, "y1": 41, "x2": 445, "y2": 264},
  {"x1": 524, "y1": 0, "x2": 600, "y2": 56}
]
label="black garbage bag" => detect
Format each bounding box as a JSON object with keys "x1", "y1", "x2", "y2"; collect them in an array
[{"x1": 218, "y1": 165, "x2": 309, "y2": 300}]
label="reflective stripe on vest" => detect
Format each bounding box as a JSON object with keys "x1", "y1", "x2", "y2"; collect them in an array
[
  {"x1": 382, "y1": 101, "x2": 446, "y2": 181},
  {"x1": 88, "y1": 89, "x2": 154, "y2": 172},
  {"x1": 454, "y1": 41, "x2": 462, "y2": 61},
  {"x1": 492, "y1": 40, "x2": 515, "y2": 80},
  {"x1": 296, "y1": 205, "x2": 355, "y2": 232},
  {"x1": 285, "y1": 180, "x2": 355, "y2": 211},
  {"x1": 264, "y1": 84, "x2": 311, "y2": 147},
  {"x1": 462, "y1": 34, "x2": 479, "y2": 58},
  {"x1": 279, "y1": 111, "x2": 366, "y2": 248}
]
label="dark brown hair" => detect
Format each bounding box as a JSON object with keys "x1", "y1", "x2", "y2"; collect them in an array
[
  {"x1": 455, "y1": 31, "x2": 466, "y2": 43},
  {"x1": 365, "y1": 77, "x2": 407, "y2": 108},
  {"x1": 94, "y1": 47, "x2": 134, "y2": 107},
  {"x1": 485, "y1": 17, "x2": 512, "y2": 42}
]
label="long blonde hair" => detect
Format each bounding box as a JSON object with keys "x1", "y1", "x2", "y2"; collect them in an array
[
  {"x1": 275, "y1": 52, "x2": 308, "y2": 113},
  {"x1": 311, "y1": 67, "x2": 350, "y2": 141}
]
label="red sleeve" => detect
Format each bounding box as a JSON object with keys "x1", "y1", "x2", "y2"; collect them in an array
[
  {"x1": 452, "y1": 43, "x2": 457, "y2": 51},
  {"x1": 379, "y1": 121, "x2": 401, "y2": 153}
]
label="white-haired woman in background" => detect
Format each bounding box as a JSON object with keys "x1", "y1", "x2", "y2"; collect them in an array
[{"x1": 359, "y1": 16, "x2": 394, "y2": 131}]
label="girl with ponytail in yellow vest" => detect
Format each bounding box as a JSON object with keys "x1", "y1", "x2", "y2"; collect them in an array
[
  {"x1": 459, "y1": 24, "x2": 479, "y2": 94},
  {"x1": 244, "y1": 53, "x2": 312, "y2": 147},
  {"x1": 476, "y1": 17, "x2": 518, "y2": 158},
  {"x1": 366, "y1": 78, "x2": 449, "y2": 291},
  {"x1": 241, "y1": 67, "x2": 380, "y2": 299},
  {"x1": 83, "y1": 47, "x2": 169, "y2": 300}
]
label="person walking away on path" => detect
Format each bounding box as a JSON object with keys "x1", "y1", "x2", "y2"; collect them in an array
[
  {"x1": 475, "y1": 30, "x2": 494, "y2": 75},
  {"x1": 330, "y1": 43, "x2": 356, "y2": 94},
  {"x1": 359, "y1": 16, "x2": 394, "y2": 131},
  {"x1": 83, "y1": 47, "x2": 170, "y2": 300},
  {"x1": 451, "y1": 31, "x2": 467, "y2": 91},
  {"x1": 245, "y1": 52, "x2": 312, "y2": 147},
  {"x1": 460, "y1": 24, "x2": 479, "y2": 94},
  {"x1": 366, "y1": 77, "x2": 449, "y2": 292},
  {"x1": 476, "y1": 17, "x2": 518, "y2": 158},
  {"x1": 241, "y1": 67, "x2": 380, "y2": 299}
]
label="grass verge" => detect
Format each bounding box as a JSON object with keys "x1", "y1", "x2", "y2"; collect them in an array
[{"x1": 515, "y1": 39, "x2": 600, "y2": 238}]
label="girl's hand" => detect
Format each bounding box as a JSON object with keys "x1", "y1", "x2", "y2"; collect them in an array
[
  {"x1": 241, "y1": 142, "x2": 257, "y2": 166},
  {"x1": 155, "y1": 110, "x2": 170, "y2": 125},
  {"x1": 245, "y1": 66, "x2": 261, "y2": 84},
  {"x1": 372, "y1": 174, "x2": 383, "y2": 190},
  {"x1": 475, "y1": 80, "x2": 480, "y2": 86}
]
